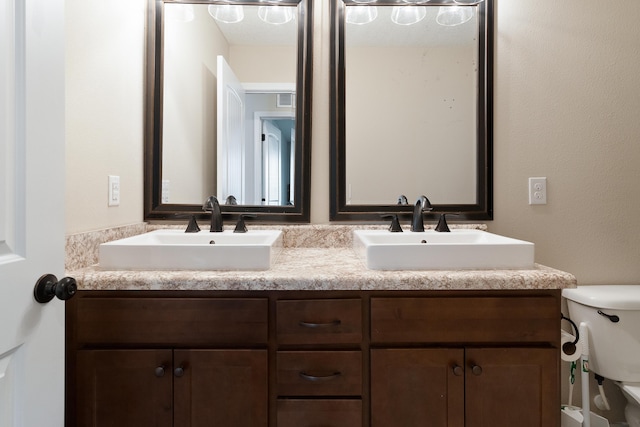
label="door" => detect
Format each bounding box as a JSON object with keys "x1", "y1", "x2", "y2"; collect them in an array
[
  {"x1": 173, "y1": 349, "x2": 268, "y2": 427},
  {"x1": 217, "y1": 55, "x2": 245, "y2": 204},
  {"x1": 262, "y1": 120, "x2": 282, "y2": 205},
  {"x1": 371, "y1": 348, "x2": 465, "y2": 427},
  {"x1": 0, "y1": 0, "x2": 66, "y2": 425},
  {"x1": 75, "y1": 350, "x2": 173, "y2": 427},
  {"x1": 465, "y1": 347, "x2": 559, "y2": 427}
]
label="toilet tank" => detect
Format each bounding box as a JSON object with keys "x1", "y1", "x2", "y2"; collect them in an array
[{"x1": 563, "y1": 285, "x2": 640, "y2": 382}]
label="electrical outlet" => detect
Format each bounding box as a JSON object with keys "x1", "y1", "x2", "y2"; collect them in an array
[
  {"x1": 108, "y1": 175, "x2": 120, "y2": 206},
  {"x1": 528, "y1": 177, "x2": 547, "y2": 205}
]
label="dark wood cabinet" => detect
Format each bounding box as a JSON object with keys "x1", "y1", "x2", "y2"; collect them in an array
[
  {"x1": 67, "y1": 290, "x2": 560, "y2": 427},
  {"x1": 465, "y1": 347, "x2": 558, "y2": 427},
  {"x1": 369, "y1": 296, "x2": 560, "y2": 427},
  {"x1": 371, "y1": 348, "x2": 465, "y2": 427},
  {"x1": 76, "y1": 349, "x2": 173, "y2": 427}
]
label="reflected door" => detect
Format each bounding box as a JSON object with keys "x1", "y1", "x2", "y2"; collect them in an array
[
  {"x1": 262, "y1": 120, "x2": 283, "y2": 205},
  {"x1": 217, "y1": 55, "x2": 246, "y2": 204}
]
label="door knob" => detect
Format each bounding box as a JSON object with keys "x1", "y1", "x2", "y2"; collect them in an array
[
  {"x1": 33, "y1": 274, "x2": 77, "y2": 303},
  {"x1": 452, "y1": 365, "x2": 464, "y2": 376}
]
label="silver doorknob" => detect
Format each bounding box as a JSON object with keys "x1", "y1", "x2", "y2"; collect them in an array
[{"x1": 33, "y1": 274, "x2": 77, "y2": 303}]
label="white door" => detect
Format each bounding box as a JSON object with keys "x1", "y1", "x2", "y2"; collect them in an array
[
  {"x1": 0, "y1": 0, "x2": 67, "y2": 425},
  {"x1": 262, "y1": 120, "x2": 282, "y2": 205},
  {"x1": 217, "y1": 55, "x2": 245, "y2": 204}
]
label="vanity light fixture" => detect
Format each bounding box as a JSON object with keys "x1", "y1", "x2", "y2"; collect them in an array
[
  {"x1": 453, "y1": 0, "x2": 484, "y2": 4},
  {"x1": 346, "y1": 5, "x2": 378, "y2": 25},
  {"x1": 258, "y1": 5, "x2": 294, "y2": 25},
  {"x1": 208, "y1": 4, "x2": 244, "y2": 24},
  {"x1": 436, "y1": 5, "x2": 474, "y2": 26},
  {"x1": 391, "y1": 6, "x2": 427, "y2": 25}
]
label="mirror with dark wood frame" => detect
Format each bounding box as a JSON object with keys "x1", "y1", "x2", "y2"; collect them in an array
[
  {"x1": 145, "y1": 0, "x2": 313, "y2": 223},
  {"x1": 330, "y1": 0, "x2": 493, "y2": 221}
]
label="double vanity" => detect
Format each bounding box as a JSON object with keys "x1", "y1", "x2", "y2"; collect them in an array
[{"x1": 66, "y1": 225, "x2": 576, "y2": 427}]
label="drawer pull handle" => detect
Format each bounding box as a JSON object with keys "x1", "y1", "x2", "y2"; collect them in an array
[
  {"x1": 298, "y1": 320, "x2": 341, "y2": 328},
  {"x1": 299, "y1": 371, "x2": 342, "y2": 382},
  {"x1": 471, "y1": 365, "x2": 483, "y2": 376},
  {"x1": 452, "y1": 365, "x2": 464, "y2": 376}
]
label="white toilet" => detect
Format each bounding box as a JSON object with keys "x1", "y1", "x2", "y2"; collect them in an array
[{"x1": 563, "y1": 285, "x2": 640, "y2": 427}]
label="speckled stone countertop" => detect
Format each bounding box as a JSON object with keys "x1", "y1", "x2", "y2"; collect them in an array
[{"x1": 67, "y1": 224, "x2": 577, "y2": 291}]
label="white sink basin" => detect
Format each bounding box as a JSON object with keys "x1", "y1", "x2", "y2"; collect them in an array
[
  {"x1": 99, "y1": 229, "x2": 282, "y2": 270},
  {"x1": 353, "y1": 229, "x2": 534, "y2": 270}
]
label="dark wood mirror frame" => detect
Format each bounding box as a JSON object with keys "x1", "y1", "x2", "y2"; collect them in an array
[
  {"x1": 329, "y1": 0, "x2": 493, "y2": 222},
  {"x1": 144, "y1": 0, "x2": 313, "y2": 223}
]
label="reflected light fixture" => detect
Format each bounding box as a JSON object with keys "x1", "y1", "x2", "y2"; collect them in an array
[
  {"x1": 453, "y1": 0, "x2": 484, "y2": 4},
  {"x1": 258, "y1": 5, "x2": 294, "y2": 25},
  {"x1": 436, "y1": 6, "x2": 473, "y2": 26},
  {"x1": 346, "y1": 6, "x2": 378, "y2": 25},
  {"x1": 208, "y1": 4, "x2": 244, "y2": 24},
  {"x1": 165, "y1": 4, "x2": 194, "y2": 22},
  {"x1": 391, "y1": 6, "x2": 427, "y2": 25}
]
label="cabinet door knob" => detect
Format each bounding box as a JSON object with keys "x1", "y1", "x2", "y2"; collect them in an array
[
  {"x1": 174, "y1": 366, "x2": 185, "y2": 377},
  {"x1": 452, "y1": 365, "x2": 464, "y2": 376},
  {"x1": 155, "y1": 366, "x2": 165, "y2": 377},
  {"x1": 471, "y1": 365, "x2": 483, "y2": 376}
]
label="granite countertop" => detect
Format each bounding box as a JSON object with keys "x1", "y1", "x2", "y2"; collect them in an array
[
  {"x1": 67, "y1": 224, "x2": 577, "y2": 291},
  {"x1": 72, "y1": 247, "x2": 577, "y2": 292}
]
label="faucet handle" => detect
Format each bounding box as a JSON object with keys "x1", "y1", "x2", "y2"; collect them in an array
[
  {"x1": 185, "y1": 215, "x2": 201, "y2": 233},
  {"x1": 397, "y1": 195, "x2": 408, "y2": 205},
  {"x1": 434, "y1": 213, "x2": 460, "y2": 232},
  {"x1": 382, "y1": 215, "x2": 403, "y2": 232},
  {"x1": 234, "y1": 214, "x2": 256, "y2": 233}
]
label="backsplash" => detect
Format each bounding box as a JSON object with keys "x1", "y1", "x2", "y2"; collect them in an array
[{"x1": 65, "y1": 222, "x2": 488, "y2": 272}]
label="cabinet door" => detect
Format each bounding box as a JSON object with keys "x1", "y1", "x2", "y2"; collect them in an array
[
  {"x1": 76, "y1": 349, "x2": 173, "y2": 427},
  {"x1": 173, "y1": 349, "x2": 268, "y2": 427},
  {"x1": 371, "y1": 349, "x2": 464, "y2": 427},
  {"x1": 465, "y1": 348, "x2": 559, "y2": 427}
]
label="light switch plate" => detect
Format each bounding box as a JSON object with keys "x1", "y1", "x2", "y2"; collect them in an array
[{"x1": 108, "y1": 175, "x2": 120, "y2": 206}]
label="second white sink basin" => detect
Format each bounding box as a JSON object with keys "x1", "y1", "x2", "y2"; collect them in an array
[
  {"x1": 353, "y1": 229, "x2": 534, "y2": 270},
  {"x1": 99, "y1": 229, "x2": 282, "y2": 271}
]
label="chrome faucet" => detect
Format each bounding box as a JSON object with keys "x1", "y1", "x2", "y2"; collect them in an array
[
  {"x1": 203, "y1": 196, "x2": 223, "y2": 232},
  {"x1": 410, "y1": 195, "x2": 433, "y2": 232}
]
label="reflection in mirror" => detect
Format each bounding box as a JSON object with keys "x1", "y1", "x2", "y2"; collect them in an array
[
  {"x1": 330, "y1": 0, "x2": 493, "y2": 221},
  {"x1": 145, "y1": 0, "x2": 312, "y2": 222}
]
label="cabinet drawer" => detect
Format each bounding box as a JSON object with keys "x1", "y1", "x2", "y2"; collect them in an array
[
  {"x1": 276, "y1": 299, "x2": 362, "y2": 345},
  {"x1": 75, "y1": 297, "x2": 268, "y2": 346},
  {"x1": 277, "y1": 351, "x2": 362, "y2": 396},
  {"x1": 277, "y1": 399, "x2": 362, "y2": 427},
  {"x1": 371, "y1": 296, "x2": 558, "y2": 344}
]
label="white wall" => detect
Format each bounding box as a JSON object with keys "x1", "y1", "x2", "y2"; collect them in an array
[
  {"x1": 64, "y1": 0, "x2": 640, "y2": 278},
  {"x1": 65, "y1": 0, "x2": 145, "y2": 234}
]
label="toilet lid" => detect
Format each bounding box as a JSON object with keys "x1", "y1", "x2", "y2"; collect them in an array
[
  {"x1": 619, "y1": 382, "x2": 640, "y2": 406},
  {"x1": 563, "y1": 285, "x2": 640, "y2": 310}
]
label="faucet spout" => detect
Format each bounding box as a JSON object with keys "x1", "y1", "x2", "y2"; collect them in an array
[
  {"x1": 410, "y1": 195, "x2": 433, "y2": 232},
  {"x1": 203, "y1": 196, "x2": 223, "y2": 232}
]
